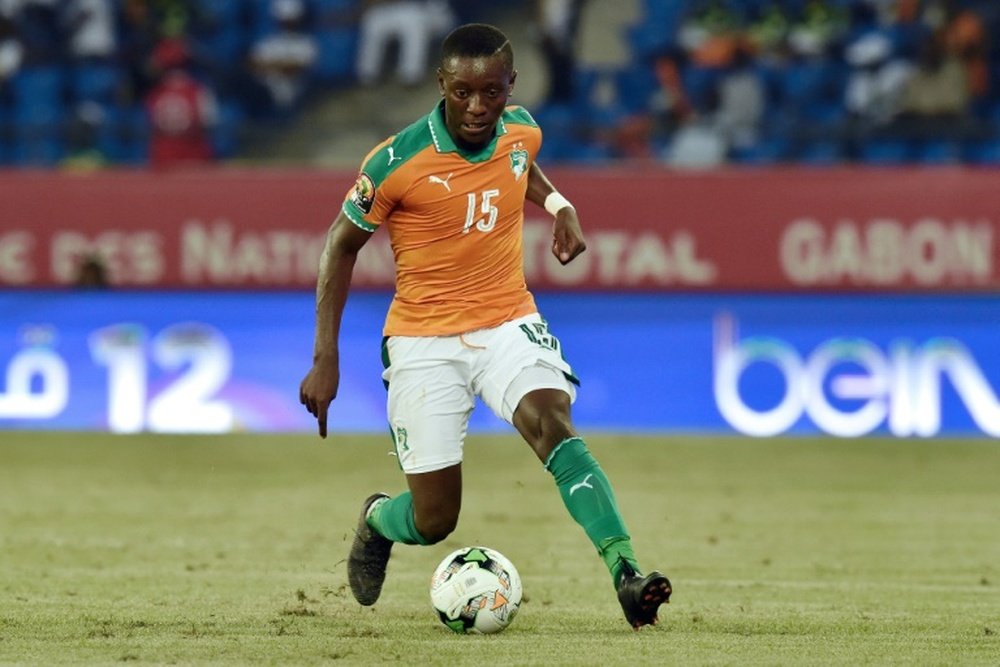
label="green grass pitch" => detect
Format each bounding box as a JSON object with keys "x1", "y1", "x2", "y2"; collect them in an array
[{"x1": 1, "y1": 432, "x2": 998, "y2": 665}]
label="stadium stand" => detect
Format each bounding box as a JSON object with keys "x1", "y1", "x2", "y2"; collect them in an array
[{"x1": 0, "y1": 0, "x2": 997, "y2": 168}]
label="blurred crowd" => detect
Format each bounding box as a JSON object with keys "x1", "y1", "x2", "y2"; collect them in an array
[
  {"x1": 537, "y1": 0, "x2": 1000, "y2": 165},
  {"x1": 0, "y1": 0, "x2": 462, "y2": 168},
  {"x1": 0, "y1": 0, "x2": 997, "y2": 168}
]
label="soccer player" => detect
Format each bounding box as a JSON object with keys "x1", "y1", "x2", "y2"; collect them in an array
[{"x1": 299, "y1": 22, "x2": 671, "y2": 630}]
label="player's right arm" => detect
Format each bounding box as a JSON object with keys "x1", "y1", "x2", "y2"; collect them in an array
[{"x1": 299, "y1": 211, "x2": 373, "y2": 438}]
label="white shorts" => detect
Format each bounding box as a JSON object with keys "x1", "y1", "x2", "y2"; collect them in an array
[{"x1": 381, "y1": 313, "x2": 578, "y2": 474}]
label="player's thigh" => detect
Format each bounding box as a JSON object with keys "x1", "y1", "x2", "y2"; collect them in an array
[
  {"x1": 383, "y1": 336, "x2": 475, "y2": 474},
  {"x1": 475, "y1": 313, "x2": 578, "y2": 424}
]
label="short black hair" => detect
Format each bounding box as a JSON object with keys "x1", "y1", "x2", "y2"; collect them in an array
[{"x1": 440, "y1": 23, "x2": 513, "y2": 70}]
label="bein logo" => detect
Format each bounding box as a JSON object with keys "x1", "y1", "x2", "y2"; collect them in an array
[{"x1": 713, "y1": 313, "x2": 1000, "y2": 438}]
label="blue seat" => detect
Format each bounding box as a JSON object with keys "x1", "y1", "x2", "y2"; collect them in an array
[
  {"x1": 95, "y1": 106, "x2": 150, "y2": 164},
  {"x1": 72, "y1": 63, "x2": 122, "y2": 105},
  {"x1": 780, "y1": 62, "x2": 834, "y2": 112},
  {"x1": 314, "y1": 28, "x2": 358, "y2": 82},
  {"x1": 212, "y1": 101, "x2": 245, "y2": 158},
  {"x1": 12, "y1": 66, "x2": 65, "y2": 119},
  {"x1": 859, "y1": 139, "x2": 911, "y2": 164},
  {"x1": 201, "y1": 0, "x2": 244, "y2": 22},
  {"x1": 195, "y1": 28, "x2": 247, "y2": 67},
  {"x1": 13, "y1": 128, "x2": 64, "y2": 166},
  {"x1": 797, "y1": 140, "x2": 845, "y2": 164},
  {"x1": 614, "y1": 65, "x2": 658, "y2": 114},
  {"x1": 680, "y1": 65, "x2": 721, "y2": 114},
  {"x1": 315, "y1": 0, "x2": 358, "y2": 11},
  {"x1": 962, "y1": 139, "x2": 1000, "y2": 165},
  {"x1": 536, "y1": 132, "x2": 574, "y2": 163},
  {"x1": 917, "y1": 140, "x2": 961, "y2": 164}
]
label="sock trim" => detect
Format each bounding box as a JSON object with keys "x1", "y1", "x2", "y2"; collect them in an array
[{"x1": 543, "y1": 435, "x2": 585, "y2": 472}]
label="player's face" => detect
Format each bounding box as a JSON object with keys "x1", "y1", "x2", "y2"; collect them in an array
[{"x1": 437, "y1": 54, "x2": 516, "y2": 150}]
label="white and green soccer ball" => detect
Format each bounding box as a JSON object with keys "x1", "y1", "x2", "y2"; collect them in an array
[{"x1": 429, "y1": 546, "x2": 522, "y2": 634}]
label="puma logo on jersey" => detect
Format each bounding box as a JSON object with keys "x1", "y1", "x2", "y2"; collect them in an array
[
  {"x1": 387, "y1": 147, "x2": 402, "y2": 165},
  {"x1": 428, "y1": 173, "x2": 453, "y2": 192},
  {"x1": 569, "y1": 473, "x2": 594, "y2": 496}
]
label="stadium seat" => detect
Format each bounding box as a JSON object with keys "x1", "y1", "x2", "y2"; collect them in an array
[
  {"x1": 779, "y1": 61, "x2": 835, "y2": 112},
  {"x1": 315, "y1": 0, "x2": 358, "y2": 11},
  {"x1": 859, "y1": 139, "x2": 911, "y2": 164},
  {"x1": 796, "y1": 140, "x2": 846, "y2": 165},
  {"x1": 916, "y1": 139, "x2": 961, "y2": 164},
  {"x1": 625, "y1": 22, "x2": 674, "y2": 62},
  {"x1": 614, "y1": 65, "x2": 659, "y2": 115},
  {"x1": 71, "y1": 63, "x2": 122, "y2": 106},
  {"x1": 96, "y1": 106, "x2": 149, "y2": 164},
  {"x1": 212, "y1": 101, "x2": 245, "y2": 158},
  {"x1": 680, "y1": 65, "x2": 721, "y2": 114},
  {"x1": 962, "y1": 138, "x2": 1000, "y2": 165},
  {"x1": 12, "y1": 128, "x2": 64, "y2": 166},
  {"x1": 11, "y1": 66, "x2": 65, "y2": 121},
  {"x1": 314, "y1": 28, "x2": 358, "y2": 82},
  {"x1": 0, "y1": 111, "x2": 10, "y2": 166},
  {"x1": 729, "y1": 135, "x2": 790, "y2": 164}
]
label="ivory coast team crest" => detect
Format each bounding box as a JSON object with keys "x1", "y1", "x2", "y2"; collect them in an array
[
  {"x1": 509, "y1": 149, "x2": 528, "y2": 180},
  {"x1": 351, "y1": 173, "x2": 375, "y2": 214}
]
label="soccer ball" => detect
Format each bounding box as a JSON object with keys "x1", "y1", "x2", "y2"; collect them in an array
[{"x1": 429, "y1": 546, "x2": 522, "y2": 634}]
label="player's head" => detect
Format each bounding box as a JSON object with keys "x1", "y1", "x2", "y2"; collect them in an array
[{"x1": 437, "y1": 23, "x2": 517, "y2": 150}]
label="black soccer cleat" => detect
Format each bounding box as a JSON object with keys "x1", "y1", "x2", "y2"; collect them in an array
[
  {"x1": 347, "y1": 492, "x2": 393, "y2": 606},
  {"x1": 616, "y1": 559, "x2": 672, "y2": 630}
]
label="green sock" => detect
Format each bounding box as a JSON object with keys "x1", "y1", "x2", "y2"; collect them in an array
[
  {"x1": 600, "y1": 536, "x2": 641, "y2": 586},
  {"x1": 366, "y1": 491, "x2": 429, "y2": 546},
  {"x1": 545, "y1": 437, "x2": 641, "y2": 585}
]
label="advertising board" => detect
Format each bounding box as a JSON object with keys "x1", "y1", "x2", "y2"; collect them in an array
[
  {"x1": 2, "y1": 291, "x2": 996, "y2": 437},
  {"x1": 2, "y1": 168, "x2": 996, "y2": 291}
]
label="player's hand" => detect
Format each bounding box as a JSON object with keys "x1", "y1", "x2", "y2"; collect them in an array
[
  {"x1": 299, "y1": 359, "x2": 340, "y2": 438},
  {"x1": 551, "y1": 206, "x2": 586, "y2": 265}
]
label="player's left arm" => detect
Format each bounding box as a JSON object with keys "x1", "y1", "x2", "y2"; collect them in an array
[{"x1": 525, "y1": 162, "x2": 586, "y2": 265}]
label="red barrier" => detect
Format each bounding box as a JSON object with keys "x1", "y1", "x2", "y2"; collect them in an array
[{"x1": 1, "y1": 167, "x2": 996, "y2": 291}]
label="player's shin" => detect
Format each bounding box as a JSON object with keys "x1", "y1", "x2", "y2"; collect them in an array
[
  {"x1": 544, "y1": 436, "x2": 641, "y2": 585},
  {"x1": 367, "y1": 491, "x2": 430, "y2": 545}
]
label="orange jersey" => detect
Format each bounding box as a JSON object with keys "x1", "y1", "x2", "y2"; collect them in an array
[{"x1": 343, "y1": 101, "x2": 541, "y2": 336}]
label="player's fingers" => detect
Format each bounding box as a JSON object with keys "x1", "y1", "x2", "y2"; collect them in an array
[
  {"x1": 317, "y1": 403, "x2": 328, "y2": 438},
  {"x1": 553, "y1": 238, "x2": 583, "y2": 265}
]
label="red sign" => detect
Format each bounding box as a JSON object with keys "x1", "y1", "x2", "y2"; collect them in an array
[{"x1": 1, "y1": 167, "x2": 996, "y2": 291}]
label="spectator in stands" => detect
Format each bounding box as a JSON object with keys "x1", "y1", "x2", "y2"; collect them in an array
[
  {"x1": 62, "y1": 0, "x2": 116, "y2": 64},
  {"x1": 7, "y1": 0, "x2": 61, "y2": 65},
  {"x1": 786, "y1": 0, "x2": 847, "y2": 61},
  {"x1": 943, "y1": 6, "x2": 990, "y2": 110},
  {"x1": 534, "y1": 0, "x2": 587, "y2": 104},
  {"x1": 677, "y1": 0, "x2": 742, "y2": 70},
  {"x1": 712, "y1": 42, "x2": 766, "y2": 153},
  {"x1": 74, "y1": 253, "x2": 110, "y2": 288},
  {"x1": 355, "y1": 0, "x2": 456, "y2": 87},
  {"x1": 890, "y1": 27, "x2": 975, "y2": 143},
  {"x1": 118, "y1": 0, "x2": 160, "y2": 104},
  {"x1": 144, "y1": 37, "x2": 218, "y2": 168},
  {"x1": 843, "y1": 30, "x2": 913, "y2": 126},
  {"x1": 0, "y1": 12, "x2": 24, "y2": 103},
  {"x1": 609, "y1": 45, "x2": 693, "y2": 161},
  {"x1": 61, "y1": 101, "x2": 110, "y2": 169},
  {"x1": 660, "y1": 45, "x2": 765, "y2": 169},
  {"x1": 746, "y1": 2, "x2": 790, "y2": 66},
  {"x1": 248, "y1": 0, "x2": 319, "y2": 118}
]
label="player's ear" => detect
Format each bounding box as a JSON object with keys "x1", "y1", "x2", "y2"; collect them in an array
[
  {"x1": 509, "y1": 69, "x2": 517, "y2": 94},
  {"x1": 437, "y1": 68, "x2": 446, "y2": 96}
]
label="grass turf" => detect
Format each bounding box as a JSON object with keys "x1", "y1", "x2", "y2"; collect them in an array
[{"x1": 0, "y1": 432, "x2": 998, "y2": 665}]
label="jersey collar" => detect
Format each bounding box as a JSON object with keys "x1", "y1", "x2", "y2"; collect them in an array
[{"x1": 427, "y1": 100, "x2": 507, "y2": 163}]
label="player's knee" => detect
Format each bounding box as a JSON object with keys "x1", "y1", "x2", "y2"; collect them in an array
[{"x1": 516, "y1": 389, "x2": 574, "y2": 440}]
